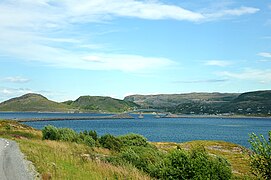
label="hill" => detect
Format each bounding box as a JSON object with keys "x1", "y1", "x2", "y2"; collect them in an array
[
  {"x1": 0, "y1": 93, "x2": 138, "y2": 113},
  {"x1": 66, "y1": 96, "x2": 139, "y2": 113},
  {"x1": 221, "y1": 90, "x2": 271, "y2": 115},
  {"x1": 125, "y1": 90, "x2": 271, "y2": 116},
  {"x1": 0, "y1": 93, "x2": 72, "y2": 112},
  {"x1": 124, "y1": 92, "x2": 239, "y2": 109}
]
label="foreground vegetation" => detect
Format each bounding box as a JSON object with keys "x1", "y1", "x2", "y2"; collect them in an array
[
  {"x1": 0, "y1": 120, "x2": 264, "y2": 179},
  {"x1": 42, "y1": 125, "x2": 232, "y2": 179},
  {"x1": 249, "y1": 131, "x2": 271, "y2": 179}
]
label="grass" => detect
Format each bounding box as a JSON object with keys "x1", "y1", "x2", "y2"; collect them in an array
[
  {"x1": 0, "y1": 120, "x2": 151, "y2": 180},
  {"x1": 18, "y1": 139, "x2": 151, "y2": 179},
  {"x1": 153, "y1": 141, "x2": 255, "y2": 179}
]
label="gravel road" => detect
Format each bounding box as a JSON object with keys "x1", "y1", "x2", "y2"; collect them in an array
[{"x1": 0, "y1": 138, "x2": 38, "y2": 180}]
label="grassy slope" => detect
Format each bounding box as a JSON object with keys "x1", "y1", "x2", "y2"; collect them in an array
[
  {"x1": 0, "y1": 120, "x2": 150, "y2": 180},
  {"x1": 0, "y1": 93, "x2": 73, "y2": 112}
]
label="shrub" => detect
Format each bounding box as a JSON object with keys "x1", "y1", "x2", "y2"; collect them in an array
[
  {"x1": 189, "y1": 146, "x2": 231, "y2": 180},
  {"x1": 120, "y1": 146, "x2": 164, "y2": 174},
  {"x1": 88, "y1": 130, "x2": 98, "y2": 141},
  {"x1": 42, "y1": 125, "x2": 59, "y2": 140},
  {"x1": 57, "y1": 128, "x2": 78, "y2": 142},
  {"x1": 153, "y1": 147, "x2": 232, "y2": 180},
  {"x1": 118, "y1": 134, "x2": 149, "y2": 147},
  {"x1": 99, "y1": 134, "x2": 122, "y2": 152},
  {"x1": 84, "y1": 135, "x2": 96, "y2": 147},
  {"x1": 249, "y1": 131, "x2": 271, "y2": 179},
  {"x1": 157, "y1": 149, "x2": 192, "y2": 179},
  {"x1": 4, "y1": 124, "x2": 12, "y2": 131}
]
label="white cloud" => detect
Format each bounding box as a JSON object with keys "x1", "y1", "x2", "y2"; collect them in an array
[
  {"x1": 0, "y1": 87, "x2": 34, "y2": 101},
  {"x1": 204, "y1": 6, "x2": 259, "y2": 20},
  {"x1": 173, "y1": 79, "x2": 228, "y2": 84},
  {"x1": 258, "y1": 59, "x2": 271, "y2": 62},
  {"x1": 0, "y1": 87, "x2": 62, "y2": 102},
  {"x1": 205, "y1": 60, "x2": 232, "y2": 67},
  {"x1": 82, "y1": 54, "x2": 174, "y2": 72},
  {"x1": 0, "y1": 1, "x2": 259, "y2": 73},
  {"x1": 219, "y1": 69, "x2": 271, "y2": 83},
  {"x1": 59, "y1": 0, "x2": 205, "y2": 22},
  {"x1": 258, "y1": 52, "x2": 271, "y2": 58},
  {"x1": 3, "y1": 76, "x2": 30, "y2": 83}
]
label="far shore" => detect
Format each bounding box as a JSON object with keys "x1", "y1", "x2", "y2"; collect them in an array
[{"x1": 0, "y1": 111, "x2": 270, "y2": 122}]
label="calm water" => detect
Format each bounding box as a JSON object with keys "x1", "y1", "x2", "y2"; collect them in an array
[{"x1": 1, "y1": 112, "x2": 271, "y2": 147}]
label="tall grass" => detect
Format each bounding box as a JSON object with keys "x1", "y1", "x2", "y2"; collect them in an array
[{"x1": 18, "y1": 139, "x2": 151, "y2": 180}]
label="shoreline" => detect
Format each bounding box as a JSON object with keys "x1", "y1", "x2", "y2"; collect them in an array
[{"x1": 162, "y1": 114, "x2": 271, "y2": 119}]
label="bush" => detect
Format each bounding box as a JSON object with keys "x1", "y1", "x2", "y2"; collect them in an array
[
  {"x1": 88, "y1": 130, "x2": 98, "y2": 141},
  {"x1": 157, "y1": 149, "x2": 192, "y2": 179},
  {"x1": 4, "y1": 124, "x2": 12, "y2": 131},
  {"x1": 120, "y1": 146, "x2": 164, "y2": 174},
  {"x1": 84, "y1": 135, "x2": 96, "y2": 147},
  {"x1": 119, "y1": 134, "x2": 149, "y2": 147},
  {"x1": 189, "y1": 146, "x2": 231, "y2": 180},
  {"x1": 99, "y1": 134, "x2": 122, "y2": 152},
  {"x1": 42, "y1": 125, "x2": 59, "y2": 140},
  {"x1": 57, "y1": 128, "x2": 78, "y2": 142},
  {"x1": 249, "y1": 131, "x2": 271, "y2": 179},
  {"x1": 153, "y1": 147, "x2": 232, "y2": 180}
]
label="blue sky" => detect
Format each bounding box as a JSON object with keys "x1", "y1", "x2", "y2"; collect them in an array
[{"x1": 0, "y1": 0, "x2": 271, "y2": 102}]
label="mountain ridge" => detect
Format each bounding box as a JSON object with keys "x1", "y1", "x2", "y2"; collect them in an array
[
  {"x1": 0, "y1": 90, "x2": 270, "y2": 116},
  {"x1": 124, "y1": 90, "x2": 271, "y2": 116}
]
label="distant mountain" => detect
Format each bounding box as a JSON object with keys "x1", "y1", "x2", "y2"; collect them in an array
[
  {"x1": 221, "y1": 90, "x2": 271, "y2": 115},
  {"x1": 124, "y1": 90, "x2": 271, "y2": 116},
  {"x1": 65, "y1": 96, "x2": 139, "y2": 113},
  {"x1": 0, "y1": 93, "x2": 72, "y2": 112},
  {"x1": 124, "y1": 93, "x2": 239, "y2": 109}
]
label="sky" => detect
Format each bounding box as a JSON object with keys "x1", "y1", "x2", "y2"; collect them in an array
[{"x1": 0, "y1": 0, "x2": 271, "y2": 102}]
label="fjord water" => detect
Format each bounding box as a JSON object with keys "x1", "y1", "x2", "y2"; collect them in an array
[{"x1": 1, "y1": 112, "x2": 271, "y2": 147}]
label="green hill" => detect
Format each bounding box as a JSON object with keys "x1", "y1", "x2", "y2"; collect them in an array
[
  {"x1": 0, "y1": 93, "x2": 72, "y2": 112},
  {"x1": 67, "y1": 96, "x2": 139, "y2": 113},
  {"x1": 0, "y1": 94, "x2": 139, "y2": 113}
]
